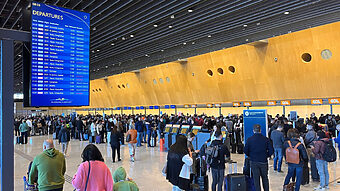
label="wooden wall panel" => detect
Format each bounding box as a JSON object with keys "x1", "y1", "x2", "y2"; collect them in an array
[{"x1": 52, "y1": 22, "x2": 340, "y2": 112}]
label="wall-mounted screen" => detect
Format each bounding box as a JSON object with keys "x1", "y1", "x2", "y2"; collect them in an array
[{"x1": 30, "y1": 2, "x2": 90, "y2": 106}]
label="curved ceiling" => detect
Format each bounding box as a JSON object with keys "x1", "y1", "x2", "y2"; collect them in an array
[{"x1": 1, "y1": 0, "x2": 340, "y2": 93}]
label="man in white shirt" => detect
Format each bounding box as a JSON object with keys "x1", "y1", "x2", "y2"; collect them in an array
[{"x1": 26, "y1": 118, "x2": 33, "y2": 135}]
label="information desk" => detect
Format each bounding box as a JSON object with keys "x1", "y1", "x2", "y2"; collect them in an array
[
  {"x1": 180, "y1": 125, "x2": 190, "y2": 135},
  {"x1": 164, "y1": 124, "x2": 173, "y2": 150},
  {"x1": 171, "y1": 125, "x2": 181, "y2": 145}
]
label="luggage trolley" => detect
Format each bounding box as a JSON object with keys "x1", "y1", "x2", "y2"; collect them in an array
[{"x1": 23, "y1": 176, "x2": 38, "y2": 191}]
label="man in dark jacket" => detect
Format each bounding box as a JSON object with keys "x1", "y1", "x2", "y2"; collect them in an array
[
  {"x1": 244, "y1": 124, "x2": 274, "y2": 191},
  {"x1": 210, "y1": 130, "x2": 230, "y2": 191},
  {"x1": 270, "y1": 125, "x2": 285, "y2": 172},
  {"x1": 110, "y1": 126, "x2": 122, "y2": 163},
  {"x1": 76, "y1": 118, "x2": 84, "y2": 141},
  {"x1": 304, "y1": 124, "x2": 319, "y2": 181},
  {"x1": 283, "y1": 128, "x2": 309, "y2": 191},
  {"x1": 135, "y1": 117, "x2": 144, "y2": 147},
  {"x1": 58, "y1": 124, "x2": 70, "y2": 156}
]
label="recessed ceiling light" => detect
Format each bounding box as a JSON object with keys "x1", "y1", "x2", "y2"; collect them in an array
[
  {"x1": 111, "y1": 43, "x2": 114, "y2": 46},
  {"x1": 192, "y1": 42, "x2": 195, "y2": 44},
  {"x1": 257, "y1": 22, "x2": 261, "y2": 26},
  {"x1": 145, "y1": 54, "x2": 149, "y2": 57},
  {"x1": 96, "y1": 49, "x2": 100, "y2": 51},
  {"x1": 170, "y1": 15, "x2": 175, "y2": 19},
  {"x1": 97, "y1": 69, "x2": 99, "y2": 70},
  {"x1": 130, "y1": 34, "x2": 134, "y2": 38},
  {"x1": 92, "y1": 50, "x2": 95, "y2": 53},
  {"x1": 112, "y1": 64, "x2": 115, "y2": 66},
  {"x1": 18, "y1": 54, "x2": 22, "y2": 57},
  {"x1": 95, "y1": 55, "x2": 98, "y2": 57},
  {"x1": 188, "y1": 9, "x2": 193, "y2": 12},
  {"x1": 243, "y1": 24, "x2": 247, "y2": 27},
  {"x1": 93, "y1": 27, "x2": 96, "y2": 30},
  {"x1": 284, "y1": 11, "x2": 289, "y2": 15},
  {"x1": 207, "y1": 35, "x2": 212, "y2": 38},
  {"x1": 168, "y1": 25, "x2": 173, "y2": 28},
  {"x1": 122, "y1": 37, "x2": 126, "y2": 40},
  {"x1": 161, "y1": 49, "x2": 164, "y2": 52},
  {"x1": 105, "y1": 66, "x2": 108, "y2": 68},
  {"x1": 183, "y1": 42, "x2": 187, "y2": 45},
  {"x1": 153, "y1": 24, "x2": 158, "y2": 27},
  {"x1": 246, "y1": 39, "x2": 249, "y2": 42}
]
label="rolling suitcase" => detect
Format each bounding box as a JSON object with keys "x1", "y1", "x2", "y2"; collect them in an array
[
  {"x1": 193, "y1": 175, "x2": 208, "y2": 191},
  {"x1": 53, "y1": 132, "x2": 57, "y2": 140},
  {"x1": 225, "y1": 162, "x2": 247, "y2": 191},
  {"x1": 231, "y1": 144, "x2": 237, "y2": 153},
  {"x1": 96, "y1": 135, "x2": 101, "y2": 144},
  {"x1": 89, "y1": 136, "x2": 93, "y2": 143},
  {"x1": 150, "y1": 137, "x2": 156, "y2": 147}
]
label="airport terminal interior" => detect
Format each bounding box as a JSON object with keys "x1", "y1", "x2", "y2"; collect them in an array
[{"x1": 2, "y1": 0, "x2": 340, "y2": 191}]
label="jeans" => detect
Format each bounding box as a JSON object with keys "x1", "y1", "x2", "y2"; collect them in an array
[
  {"x1": 250, "y1": 162, "x2": 269, "y2": 191},
  {"x1": 147, "y1": 130, "x2": 152, "y2": 146},
  {"x1": 61, "y1": 142, "x2": 68, "y2": 155},
  {"x1": 273, "y1": 148, "x2": 283, "y2": 171},
  {"x1": 128, "y1": 143, "x2": 136, "y2": 157},
  {"x1": 21, "y1": 131, "x2": 28, "y2": 144},
  {"x1": 211, "y1": 168, "x2": 224, "y2": 191},
  {"x1": 137, "y1": 132, "x2": 143, "y2": 146},
  {"x1": 143, "y1": 130, "x2": 147, "y2": 142},
  {"x1": 316, "y1": 159, "x2": 329, "y2": 188},
  {"x1": 310, "y1": 155, "x2": 320, "y2": 180},
  {"x1": 172, "y1": 185, "x2": 183, "y2": 191},
  {"x1": 284, "y1": 164, "x2": 303, "y2": 191}
]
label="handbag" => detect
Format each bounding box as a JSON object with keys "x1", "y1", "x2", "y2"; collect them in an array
[{"x1": 126, "y1": 133, "x2": 131, "y2": 142}]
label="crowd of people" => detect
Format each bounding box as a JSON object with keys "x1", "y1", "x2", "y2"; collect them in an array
[{"x1": 15, "y1": 112, "x2": 340, "y2": 191}]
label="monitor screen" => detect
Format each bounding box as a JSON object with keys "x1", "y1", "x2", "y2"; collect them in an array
[
  {"x1": 30, "y1": 2, "x2": 90, "y2": 106},
  {"x1": 171, "y1": 127, "x2": 178, "y2": 133},
  {"x1": 164, "y1": 127, "x2": 171, "y2": 133},
  {"x1": 192, "y1": 129, "x2": 199, "y2": 135},
  {"x1": 181, "y1": 128, "x2": 188, "y2": 134}
]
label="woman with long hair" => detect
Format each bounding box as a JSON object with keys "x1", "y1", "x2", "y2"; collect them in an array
[
  {"x1": 110, "y1": 126, "x2": 122, "y2": 162},
  {"x1": 166, "y1": 134, "x2": 193, "y2": 191},
  {"x1": 72, "y1": 144, "x2": 113, "y2": 191}
]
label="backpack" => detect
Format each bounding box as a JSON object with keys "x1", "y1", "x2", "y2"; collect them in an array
[
  {"x1": 286, "y1": 141, "x2": 301, "y2": 164},
  {"x1": 321, "y1": 140, "x2": 337, "y2": 162},
  {"x1": 205, "y1": 144, "x2": 220, "y2": 165}
]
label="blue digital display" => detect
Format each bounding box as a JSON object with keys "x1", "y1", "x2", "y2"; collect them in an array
[
  {"x1": 170, "y1": 105, "x2": 176, "y2": 109},
  {"x1": 154, "y1": 106, "x2": 160, "y2": 109},
  {"x1": 30, "y1": 2, "x2": 90, "y2": 106},
  {"x1": 164, "y1": 105, "x2": 170, "y2": 109}
]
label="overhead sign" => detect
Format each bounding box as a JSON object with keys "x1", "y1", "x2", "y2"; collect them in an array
[
  {"x1": 154, "y1": 106, "x2": 160, "y2": 109},
  {"x1": 267, "y1": 101, "x2": 276, "y2": 106},
  {"x1": 140, "y1": 106, "x2": 145, "y2": 109},
  {"x1": 164, "y1": 105, "x2": 170, "y2": 109},
  {"x1": 206, "y1": 103, "x2": 214, "y2": 108},
  {"x1": 214, "y1": 103, "x2": 221, "y2": 107},
  {"x1": 135, "y1": 106, "x2": 140, "y2": 110},
  {"x1": 329, "y1": 98, "x2": 340, "y2": 104},
  {"x1": 149, "y1": 106, "x2": 154, "y2": 109},
  {"x1": 311, "y1": 99, "x2": 323, "y2": 105},
  {"x1": 184, "y1": 104, "x2": 189, "y2": 108},
  {"x1": 290, "y1": 111, "x2": 297, "y2": 121},
  {"x1": 233, "y1": 102, "x2": 241, "y2": 107},
  {"x1": 243, "y1": 102, "x2": 252, "y2": 107},
  {"x1": 170, "y1": 105, "x2": 176, "y2": 109},
  {"x1": 281, "y1": 100, "x2": 291, "y2": 105},
  {"x1": 191, "y1": 104, "x2": 197, "y2": 108},
  {"x1": 30, "y1": 2, "x2": 90, "y2": 106}
]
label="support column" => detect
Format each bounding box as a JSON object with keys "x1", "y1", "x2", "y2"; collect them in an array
[
  {"x1": 283, "y1": 106, "x2": 286, "y2": 116},
  {"x1": 0, "y1": 39, "x2": 14, "y2": 190},
  {"x1": 330, "y1": 104, "x2": 333, "y2": 115}
]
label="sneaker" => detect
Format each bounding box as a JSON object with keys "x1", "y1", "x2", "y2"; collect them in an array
[
  {"x1": 325, "y1": 186, "x2": 329, "y2": 189},
  {"x1": 314, "y1": 186, "x2": 325, "y2": 190}
]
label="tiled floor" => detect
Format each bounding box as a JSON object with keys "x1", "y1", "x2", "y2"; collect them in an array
[{"x1": 14, "y1": 135, "x2": 340, "y2": 191}]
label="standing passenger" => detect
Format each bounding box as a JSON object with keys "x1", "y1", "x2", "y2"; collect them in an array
[
  {"x1": 127, "y1": 125, "x2": 138, "y2": 162},
  {"x1": 312, "y1": 131, "x2": 330, "y2": 190},
  {"x1": 110, "y1": 126, "x2": 122, "y2": 163},
  {"x1": 244, "y1": 124, "x2": 274, "y2": 191},
  {"x1": 271, "y1": 125, "x2": 285, "y2": 173}
]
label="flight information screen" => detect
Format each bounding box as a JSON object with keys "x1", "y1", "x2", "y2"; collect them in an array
[{"x1": 30, "y1": 2, "x2": 90, "y2": 106}]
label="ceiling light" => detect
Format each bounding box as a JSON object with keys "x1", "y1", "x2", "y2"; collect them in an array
[
  {"x1": 153, "y1": 24, "x2": 158, "y2": 27},
  {"x1": 92, "y1": 50, "x2": 95, "y2": 53},
  {"x1": 122, "y1": 37, "x2": 126, "y2": 40},
  {"x1": 257, "y1": 22, "x2": 261, "y2": 26},
  {"x1": 130, "y1": 34, "x2": 134, "y2": 38},
  {"x1": 105, "y1": 66, "x2": 108, "y2": 68},
  {"x1": 183, "y1": 42, "x2": 187, "y2": 45},
  {"x1": 243, "y1": 24, "x2": 247, "y2": 27},
  {"x1": 111, "y1": 43, "x2": 114, "y2": 46},
  {"x1": 145, "y1": 54, "x2": 149, "y2": 57},
  {"x1": 112, "y1": 64, "x2": 115, "y2": 66},
  {"x1": 207, "y1": 35, "x2": 211, "y2": 38},
  {"x1": 246, "y1": 39, "x2": 249, "y2": 42},
  {"x1": 96, "y1": 49, "x2": 100, "y2": 52},
  {"x1": 93, "y1": 27, "x2": 96, "y2": 30},
  {"x1": 168, "y1": 25, "x2": 173, "y2": 28},
  {"x1": 192, "y1": 42, "x2": 195, "y2": 44},
  {"x1": 284, "y1": 11, "x2": 289, "y2": 15},
  {"x1": 170, "y1": 15, "x2": 175, "y2": 19},
  {"x1": 188, "y1": 9, "x2": 193, "y2": 12},
  {"x1": 161, "y1": 49, "x2": 164, "y2": 52},
  {"x1": 95, "y1": 55, "x2": 98, "y2": 57},
  {"x1": 97, "y1": 69, "x2": 99, "y2": 71},
  {"x1": 18, "y1": 54, "x2": 22, "y2": 57}
]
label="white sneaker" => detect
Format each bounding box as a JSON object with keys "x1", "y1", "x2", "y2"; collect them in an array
[{"x1": 314, "y1": 186, "x2": 325, "y2": 191}]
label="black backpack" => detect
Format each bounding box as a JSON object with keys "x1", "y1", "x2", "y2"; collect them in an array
[
  {"x1": 205, "y1": 144, "x2": 220, "y2": 165},
  {"x1": 321, "y1": 140, "x2": 337, "y2": 162}
]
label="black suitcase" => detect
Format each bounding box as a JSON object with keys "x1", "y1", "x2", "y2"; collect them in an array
[
  {"x1": 237, "y1": 144, "x2": 244, "y2": 154},
  {"x1": 301, "y1": 162, "x2": 310, "y2": 185},
  {"x1": 225, "y1": 173, "x2": 247, "y2": 191},
  {"x1": 231, "y1": 144, "x2": 237, "y2": 153},
  {"x1": 193, "y1": 175, "x2": 208, "y2": 191}
]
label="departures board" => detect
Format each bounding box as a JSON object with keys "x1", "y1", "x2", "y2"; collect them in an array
[{"x1": 30, "y1": 1, "x2": 90, "y2": 106}]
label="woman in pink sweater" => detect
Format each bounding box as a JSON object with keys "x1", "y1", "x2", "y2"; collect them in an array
[{"x1": 72, "y1": 144, "x2": 113, "y2": 191}]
